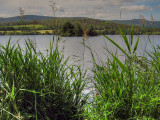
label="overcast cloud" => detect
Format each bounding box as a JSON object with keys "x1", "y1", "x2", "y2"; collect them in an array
[
  {"x1": 120, "y1": 5, "x2": 152, "y2": 12},
  {"x1": 0, "y1": 0, "x2": 159, "y2": 20}
]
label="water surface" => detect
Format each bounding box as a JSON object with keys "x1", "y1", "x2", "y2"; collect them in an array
[{"x1": 0, "y1": 35, "x2": 160, "y2": 71}]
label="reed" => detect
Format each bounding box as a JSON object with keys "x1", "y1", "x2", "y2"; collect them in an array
[
  {"x1": 84, "y1": 26, "x2": 160, "y2": 120},
  {"x1": 0, "y1": 26, "x2": 159, "y2": 120},
  {"x1": 0, "y1": 38, "x2": 87, "y2": 120}
]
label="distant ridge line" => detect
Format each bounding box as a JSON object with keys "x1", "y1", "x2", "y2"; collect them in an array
[{"x1": 0, "y1": 15, "x2": 160, "y2": 28}]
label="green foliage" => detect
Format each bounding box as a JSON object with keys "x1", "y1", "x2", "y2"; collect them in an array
[
  {"x1": 84, "y1": 26, "x2": 160, "y2": 120},
  {"x1": 87, "y1": 25, "x2": 97, "y2": 36},
  {"x1": 9, "y1": 24, "x2": 48, "y2": 30},
  {"x1": 61, "y1": 22, "x2": 84, "y2": 36},
  {"x1": 0, "y1": 39, "x2": 87, "y2": 120},
  {"x1": 0, "y1": 26, "x2": 160, "y2": 120},
  {"x1": 61, "y1": 22, "x2": 75, "y2": 36},
  {"x1": 74, "y1": 23, "x2": 83, "y2": 36},
  {"x1": 60, "y1": 22, "x2": 98, "y2": 36},
  {"x1": 1, "y1": 17, "x2": 160, "y2": 35}
]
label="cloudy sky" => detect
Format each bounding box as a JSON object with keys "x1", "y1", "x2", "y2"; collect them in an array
[{"x1": 0, "y1": 0, "x2": 160, "y2": 20}]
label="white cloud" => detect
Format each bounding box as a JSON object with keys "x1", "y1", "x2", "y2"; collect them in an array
[
  {"x1": 102, "y1": 0, "x2": 138, "y2": 6},
  {"x1": 120, "y1": 5, "x2": 152, "y2": 12},
  {"x1": 113, "y1": 0, "x2": 136, "y2": 6},
  {"x1": 95, "y1": 13, "x2": 106, "y2": 18},
  {"x1": 61, "y1": 12, "x2": 72, "y2": 17},
  {"x1": 25, "y1": 8, "x2": 41, "y2": 15},
  {"x1": 0, "y1": 0, "x2": 159, "y2": 20},
  {"x1": 77, "y1": 11, "x2": 87, "y2": 16},
  {"x1": 0, "y1": 14, "x2": 11, "y2": 18}
]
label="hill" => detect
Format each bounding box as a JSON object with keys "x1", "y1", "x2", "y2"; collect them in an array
[
  {"x1": 0, "y1": 15, "x2": 160, "y2": 28},
  {"x1": 112, "y1": 19, "x2": 160, "y2": 28},
  {"x1": 0, "y1": 15, "x2": 54, "y2": 23}
]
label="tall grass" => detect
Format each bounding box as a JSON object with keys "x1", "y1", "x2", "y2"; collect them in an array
[
  {"x1": 0, "y1": 26, "x2": 159, "y2": 120},
  {"x1": 84, "y1": 27, "x2": 160, "y2": 120},
  {"x1": 0, "y1": 38, "x2": 87, "y2": 120}
]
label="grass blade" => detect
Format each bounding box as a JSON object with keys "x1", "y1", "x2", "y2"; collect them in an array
[
  {"x1": 103, "y1": 35, "x2": 130, "y2": 58},
  {"x1": 119, "y1": 27, "x2": 131, "y2": 54},
  {"x1": 133, "y1": 37, "x2": 139, "y2": 54},
  {"x1": 11, "y1": 80, "x2": 15, "y2": 100}
]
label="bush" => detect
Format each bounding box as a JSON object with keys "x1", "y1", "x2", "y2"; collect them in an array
[
  {"x1": 45, "y1": 31, "x2": 51, "y2": 35},
  {"x1": 87, "y1": 25, "x2": 97, "y2": 36},
  {"x1": 74, "y1": 23, "x2": 83, "y2": 36},
  {"x1": 61, "y1": 22, "x2": 84, "y2": 36},
  {"x1": 61, "y1": 22, "x2": 75, "y2": 36}
]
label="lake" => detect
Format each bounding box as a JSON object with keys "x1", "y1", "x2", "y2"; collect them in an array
[
  {"x1": 0, "y1": 35, "x2": 160, "y2": 70},
  {"x1": 1, "y1": 35, "x2": 160, "y2": 65}
]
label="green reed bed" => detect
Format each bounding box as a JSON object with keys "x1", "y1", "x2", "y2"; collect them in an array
[
  {"x1": 0, "y1": 27, "x2": 159, "y2": 120},
  {"x1": 84, "y1": 27, "x2": 160, "y2": 120},
  {"x1": 0, "y1": 38, "x2": 87, "y2": 120}
]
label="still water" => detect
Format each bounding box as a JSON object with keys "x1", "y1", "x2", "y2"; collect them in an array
[
  {"x1": 0, "y1": 35, "x2": 160, "y2": 71},
  {"x1": 0, "y1": 35, "x2": 160, "y2": 93}
]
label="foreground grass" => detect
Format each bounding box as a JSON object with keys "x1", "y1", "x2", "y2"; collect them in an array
[
  {"x1": 0, "y1": 27, "x2": 159, "y2": 120},
  {"x1": 0, "y1": 38, "x2": 87, "y2": 120},
  {"x1": 84, "y1": 27, "x2": 160, "y2": 120}
]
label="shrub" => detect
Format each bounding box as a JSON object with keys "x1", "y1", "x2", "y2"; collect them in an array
[
  {"x1": 87, "y1": 25, "x2": 97, "y2": 36},
  {"x1": 74, "y1": 23, "x2": 83, "y2": 36},
  {"x1": 61, "y1": 22, "x2": 75, "y2": 36}
]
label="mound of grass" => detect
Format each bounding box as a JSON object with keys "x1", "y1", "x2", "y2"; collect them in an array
[
  {"x1": 84, "y1": 27, "x2": 160, "y2": 120},
  {"x1": 0, "y1": 26, "x2": 159, "y2": 120},
  {"x1": 0, "y1": 38, "x2": 87, "y2": 120}
]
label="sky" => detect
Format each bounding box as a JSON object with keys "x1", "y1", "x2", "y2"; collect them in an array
[{"x1": 0, "y1": 0, "x2": 160, "y2": 21}]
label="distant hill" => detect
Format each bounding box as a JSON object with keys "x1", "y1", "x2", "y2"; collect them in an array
[
  {"x1": 112, "y1": 19, "x2": 160, "y2": 28},
  {"x1": 0, "y1": 15, "x2": 87, "y2": 23},
  {"x1": 0, "y1": 15, "x2": 54, "y2": 23},
  {"x1": 0, "y1": 15, "x2": 160, "y2": 28}
]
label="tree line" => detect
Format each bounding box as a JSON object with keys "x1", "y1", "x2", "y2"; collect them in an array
[{"x1": 0, "y1": 17, "x2": 160, "y2": 35}]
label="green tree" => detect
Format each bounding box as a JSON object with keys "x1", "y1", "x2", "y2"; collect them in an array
[
  {"x1": 87, "y1": 25, "x2": 97, "y2": 36},
  {"x1": 61, "y1": 22, "x2": 75, "y2": 36},
  {"x1": 74, "y1": 23, "x2": 83, "y2": 36}
]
